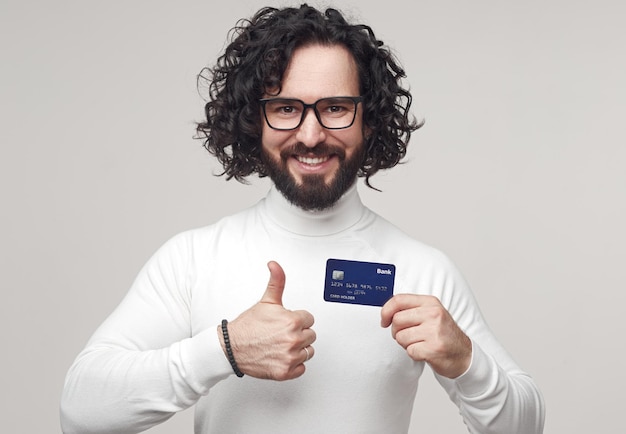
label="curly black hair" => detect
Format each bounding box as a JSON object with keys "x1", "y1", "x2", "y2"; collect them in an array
[{"x1": 196, "y1": 4, "x2": 422, "y2": 188}]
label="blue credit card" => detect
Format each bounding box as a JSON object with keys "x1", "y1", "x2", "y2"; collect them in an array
[{"x1": 324, "y1": 258, "x2": 396, "y2": 307}]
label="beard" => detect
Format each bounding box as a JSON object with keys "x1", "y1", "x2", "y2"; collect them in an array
[{"x1": 261, "y1": 142, "x2": 365, "y2": 211}]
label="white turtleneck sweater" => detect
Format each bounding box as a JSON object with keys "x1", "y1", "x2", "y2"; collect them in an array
[{"x1": 61, "y1": 185, "x2": 544, "y2": 434}]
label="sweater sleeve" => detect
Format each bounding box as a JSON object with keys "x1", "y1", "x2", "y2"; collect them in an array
[
  {"x1": 430, "y1": 253, "x2": 545, "y2": 434},
  {"x1": 60, "y1": 231, "x2": 233, "y2": 434}
]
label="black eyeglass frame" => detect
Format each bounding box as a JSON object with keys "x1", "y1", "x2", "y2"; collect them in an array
[{"x1": 259, "y1": 96, "x2": 364, "y2": 131}]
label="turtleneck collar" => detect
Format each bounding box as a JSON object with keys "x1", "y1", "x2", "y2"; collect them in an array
[{"x1": 261, "y1": 182, "x2": 367, "y2": 237}]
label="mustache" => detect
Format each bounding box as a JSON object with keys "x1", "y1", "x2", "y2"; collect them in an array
[{"x1": 279, "y1": 142, "x2": 346, "y2": 160}]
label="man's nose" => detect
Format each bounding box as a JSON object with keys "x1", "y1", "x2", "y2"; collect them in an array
[{"x1": 295, "y1": 108, "x2": 326, "y2": 148}]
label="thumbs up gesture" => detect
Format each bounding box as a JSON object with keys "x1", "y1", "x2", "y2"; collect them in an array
[{"x1": 219, "y1": 261, "x2": 316, "y2": 380}]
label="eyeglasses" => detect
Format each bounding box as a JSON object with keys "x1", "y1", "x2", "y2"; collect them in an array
[{"x1": 259, "y1": 96, "x2": 363, "y2": 130}]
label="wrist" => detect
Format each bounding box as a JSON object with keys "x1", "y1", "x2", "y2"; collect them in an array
[{"x1": 220, "y1": 319, "x2": 244, "y2": 377}]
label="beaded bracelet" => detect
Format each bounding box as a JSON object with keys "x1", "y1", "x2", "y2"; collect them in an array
[{"x1": 221, "y1": 319, "x2": 244, "y2": 377}]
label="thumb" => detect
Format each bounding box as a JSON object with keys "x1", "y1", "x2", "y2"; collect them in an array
[{"x1": 260, "y1": 261, "x2": 286, "y2": 305}]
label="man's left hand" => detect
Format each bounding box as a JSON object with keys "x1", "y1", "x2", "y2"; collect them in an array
[{"x1": 381, "y1": 294, "x2": 472, "y2": 379}]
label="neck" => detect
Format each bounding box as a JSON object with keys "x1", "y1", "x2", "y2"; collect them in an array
[{"x1": 262, "y1": 182, "x2": 365, "y2": 236}]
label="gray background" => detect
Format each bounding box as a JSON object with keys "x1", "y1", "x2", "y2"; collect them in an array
[{"x1": 1, "y1": 0, "x2": 624, "y2": 432}]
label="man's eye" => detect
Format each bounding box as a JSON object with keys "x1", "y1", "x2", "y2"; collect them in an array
[
  {"x1": 328, "y1": 105, "x2": 346, "y2": 113},
  {"x1": 269, "y1": 104, "x2": 300, "y2": 115}
]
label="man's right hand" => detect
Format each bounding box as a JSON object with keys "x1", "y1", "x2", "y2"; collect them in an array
[{"x1": 218, "y1": 261, "x2": 316, "y2": 380}]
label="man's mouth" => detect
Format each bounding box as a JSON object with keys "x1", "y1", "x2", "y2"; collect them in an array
[{"x1": 295, "y1": 155, "x2": 331, "y2": 165}]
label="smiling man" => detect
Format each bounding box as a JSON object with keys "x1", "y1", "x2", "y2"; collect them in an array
[
  {"x1": 61, "y1": 5, "x2": 544, "y2": 434},
  {"x1": 260, "y1": 44, "x2": 366, "y2": 210}
]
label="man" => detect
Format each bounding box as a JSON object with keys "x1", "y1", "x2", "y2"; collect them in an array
[{"x1": 61, "y1": 5, "x2": 544, "y2": 433}]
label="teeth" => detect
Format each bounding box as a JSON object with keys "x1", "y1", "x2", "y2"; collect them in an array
[{"x1": 296, "y1": 156, "x2": 329, "y2": 165}]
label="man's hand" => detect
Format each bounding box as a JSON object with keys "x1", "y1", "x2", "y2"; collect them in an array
[
  {"x1": 219, "y1": 261, "x2": 316, "y2": 380},
  {"x1": 381, "y1": 294, "x2": 472, "y2": 379}
]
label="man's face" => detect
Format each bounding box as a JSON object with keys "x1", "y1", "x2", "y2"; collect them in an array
[{"x1": 260, "y1": 44, "x2": 366, "y2": 211}]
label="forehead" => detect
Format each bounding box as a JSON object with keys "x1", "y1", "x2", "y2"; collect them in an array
[{"x1": 277, "y1": 44, "x2": 360, "y2": 100}]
